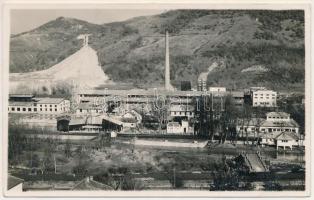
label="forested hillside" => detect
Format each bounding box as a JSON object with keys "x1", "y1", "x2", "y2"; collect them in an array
[{"x1": 10, "y1": 10, "x2": 305, "y2": 91}]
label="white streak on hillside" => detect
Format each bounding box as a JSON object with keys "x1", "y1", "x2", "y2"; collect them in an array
[{"x1": 10, "y1": 45, "x2": 112, "y2": 89}]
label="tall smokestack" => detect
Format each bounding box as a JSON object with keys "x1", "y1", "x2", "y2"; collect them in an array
[{"x1": 165, "y1": 30, "x2": 170, "y2": 90}]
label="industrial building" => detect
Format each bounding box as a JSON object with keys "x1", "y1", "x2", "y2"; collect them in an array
[
  {"x1": 8, "y1": 94, "x2": 70, "y2": 114},
  {"x1": 250, "y1": 87, "x2": 277, "y2": 107}
]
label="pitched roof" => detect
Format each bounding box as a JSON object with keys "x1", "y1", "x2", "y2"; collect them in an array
[
  {"x1": 276, "y1": 131, "x2": 299, "y2": 140},
  {"x1": 261, "y1": 119, "x2": 299, "y2": 128},
  {"x1": 266, "y1": 112, "x2": 290, "y2": 118},
  {"x1": 8, "y1": 175, "x2": 24, "y2": 190},
  {"x1": 236, "y1": 118, "x2": 265, "y2": 126}
]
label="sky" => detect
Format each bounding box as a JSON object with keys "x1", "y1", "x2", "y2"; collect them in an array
[{"x1": 10, "y1": 9, "x2": 165, "y2": 34}]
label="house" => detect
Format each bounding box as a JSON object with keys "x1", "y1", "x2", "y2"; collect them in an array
[
  {"x1": 251, "y1": 89, "x2": 277, "y2": 107},
  {"x1": 122, "y1": 110, "x2": 142, "y2": 123},
  {"x1": 261, "y1": 131, "x2": 303, "y2": 150},
  {"x1": 76, "y1": 102, "x2": 103, "y2": 115},
  {"x1": 169, "y1": 104, "x2": 194, "y2": 118},
  {"x1": 236, "y1": 118, "x2": 265, "y2": 137},
  {"x1": 260, "y1": 112, "x2": 299, "y2": 134},
  {"x1": 7, "y1": 175, "x2": 24, "y2": 192},
  {"x1": 167, "y1": 120, "x2": 191, "y2": 134},
  {"x1": 8, "y1": 94, "x2": 70, "y2": 114},
  {"x1": 236, "y1": 112, "x2": 300, "y2": 140},
  {"x1": 57, "y1": 115, "x2": 104, "y2": 133}
]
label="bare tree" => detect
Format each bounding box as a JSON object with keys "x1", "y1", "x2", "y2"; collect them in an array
[{"x1": 151, "y1": 95, "x2": 170, "y2": 132}]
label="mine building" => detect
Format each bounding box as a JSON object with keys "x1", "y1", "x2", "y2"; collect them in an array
[{"x1": 8, "y1": 94, "x2": 70, "y2": 114}]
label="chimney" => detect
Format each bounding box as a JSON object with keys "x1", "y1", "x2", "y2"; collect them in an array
[{"x1": 165, "y1": 30, "x2": 170, "y2": 90}]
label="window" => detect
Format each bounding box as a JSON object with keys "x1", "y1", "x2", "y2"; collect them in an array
[
  {"x1": 50, "y1": 105, "x2": 52, "y2": 107},
  {"x1": 40, "y1": 108, "x2": 42, "y2": 111},
  {"x1": 23, "y1": 108, "x2": 26, "y2": 111},
  {"x1": 80, "y1": 109, "x2": 82, "y2": 113},
  {"x1": 55, "y1": 109, "x2": 57, "y2": 111},
  {"x1": 17, "y1": 108, "x2": 20, "y2": 111},
  {"x1": 55, "y1": 105, "x2": 57, "y2": 107},
  {"x1": 50, "y1": 109, "x2": 52, "y2": 111},
  {"x1": 12, "y1": 107, "x2": 15, "y2": 111},
  {"x1": 28, "y1": 108, "x2": 31, "y2": 112},
  {"x1": 45, "y1": 105, "x2": 47, "y2": 107},
  {"x1": 34, "y1": 108, "x2": 37, "y2": 112},
  {"x1": 40, "y1": 104, "x2": 42, "y2": 107},
  {"x1": 45, "y1": 109, "x2": 47, "y2": 111}
]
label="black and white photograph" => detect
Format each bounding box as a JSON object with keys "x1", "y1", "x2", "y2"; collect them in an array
[{"x1": 1, "y1": 1, "x2": 312, "y2": 198}]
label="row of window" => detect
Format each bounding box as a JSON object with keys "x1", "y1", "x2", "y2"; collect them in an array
[
  {"x1": 9, "y1": 107, "x2": 59, "y2": 112},
  {"x1": 254, "y1": 93, "x2": 276, "y2": 96},
  {"x1": 39, "y1": 104, "x2": 58, "y2": 107},
  {"x1": 171, "y1": 111, "x2": 193, "y2": 116},
  {"x1": 254, "y1": 97, "x2": 276, "y2": 99},
  {"x1": 268, "y1": 116, "x2": 289, "y2": 119},
  {"x1": 254, "y1": 102, "x2": 276, "y2": 105}
]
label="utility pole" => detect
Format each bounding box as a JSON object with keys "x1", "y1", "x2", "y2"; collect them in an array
[
  {"x1": 209, "y1": 93, "x2": 214, "y2": 141},
  {"x1": 173, "y1": 165, "x2": 176, "y2": 188},
  {"x1": 54, "y1": 154, "x2": 57, "y2": 174}
]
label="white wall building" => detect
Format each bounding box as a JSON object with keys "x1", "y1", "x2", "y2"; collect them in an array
[
  {"x1": 261, "y1": 131, "x2": 303, "y2": 150},
  {"x1": 236, "y1": 112, "x2": 300, "y2": 138},
  {"x1": 252, "y1": 89, "x2": 277, "y2": 107},
  {"x1": 167, "y1": 120, "x2": 191, "y2": 134},
  {"x1": 8, "y1": 95, "x2": 70, "y2": 114}
]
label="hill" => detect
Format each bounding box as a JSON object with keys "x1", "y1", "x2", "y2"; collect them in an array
[{"x1": 9, "y1": 10, "x2": 305, "y2": 91}]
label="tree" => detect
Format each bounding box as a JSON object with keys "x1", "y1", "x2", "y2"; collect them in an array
[
  {"x1": 218, "y1": 94, "x2": 238, "y2": 144},
  {"x1": 239, "y1": 104, "x2": 253, "y2": 145},
  {"x1": 151, "y1": 95, "x2": 170, "y2": 131},
  {"x1": 194, "y1": 95, "x2": 211, "y2": 139},
  {"x1": 64, "y1": 139, "x2": 72, "y2": 158}
]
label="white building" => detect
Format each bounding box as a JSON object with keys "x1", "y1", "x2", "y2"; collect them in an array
[
  {"x1": 76, "y1": 103, "x2": 103, "y2": 115},
  {"x1": 169, "y1": 104, "x2": 194, "y2": 118},
  {"x1": 35, "y1": 98, "x2": 70, "y2": 114},
  {"x1": 236, "y1": 112, "x2": 300, "y2": 138},
  {"x1": 252, "y1": 89, "x2": 277, "y2": 107},
  {"x1": 261, "y1": 131, "x2": 303, "y2": 150},
  {"x1": 8, "y1": 94, "x2": 70, "y2": 114},
  {"x1": 261, "y1": 112, "x2": 299, "y2": 134},
  {"x1": 166, "y1": 120, "x2": 191, "y2": 134}
]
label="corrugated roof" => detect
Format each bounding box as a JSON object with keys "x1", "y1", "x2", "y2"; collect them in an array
[
  {"x1": 77, "y1": 103, "x2": 103, "y2": 110},
  {"x1": 35, "y1": 98, "x2": 65, "y2": 104},
  {"x1": 9, "y1": 101, "x2": 35, "y2": 106}
]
